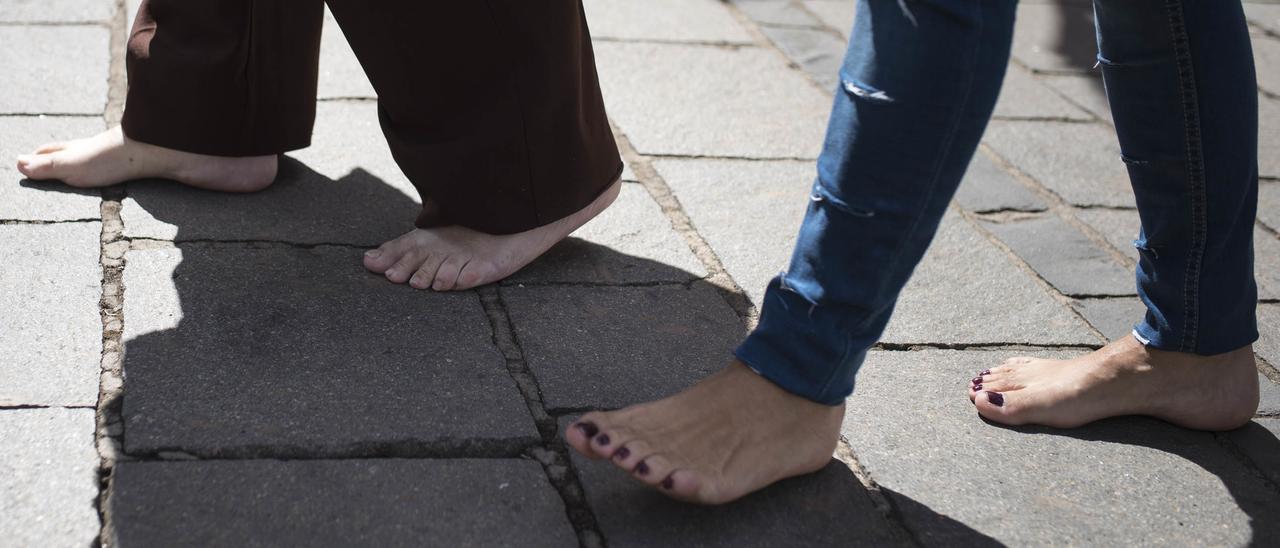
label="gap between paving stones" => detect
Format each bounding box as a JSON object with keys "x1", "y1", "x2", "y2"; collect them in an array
[
  {"x1": 0, "y1": 218, "x2": 101, "y2": 224},
  {"x1": 591, "y1": 36, "x2": 758, "y2": 49}
]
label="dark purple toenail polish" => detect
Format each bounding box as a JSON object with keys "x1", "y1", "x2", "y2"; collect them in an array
[
  {"x1": 662, "y1": 477, "x2": 674, "y2": 489},
  {"x1": 973, "y1": 384, "x2": 982, "y2": 391},
  {"x1": 980, "y1": 369, "x2": 991, "y2": 376},
  {"x1": 634, "y1": 461, "x2": 650, "y2": 476},
  {"x1": 613, "y1": 447, "x2": 630, "y2": 461},
  {"x1": 971, "y1": 376, "x2": 982, "y2": 384},
  {"x1": 988, "y1": 392, "x2": 1004, "y2": 407},
  {"x1": 595, "y1": 433, "x2": 610, "y2": 446},
  {"x1": 576, "y1": 422, "x2": 598, "y2": 437}
]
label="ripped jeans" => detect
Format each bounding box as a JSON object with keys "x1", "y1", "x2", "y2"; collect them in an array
[{"x1": 735, "y1": 0, "x2": 1259, "y2": 405}]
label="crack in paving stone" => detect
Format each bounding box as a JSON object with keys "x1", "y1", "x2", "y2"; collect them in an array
[
  {"x1": 0, "y1": 404, "x2": 96, "y2": 410},
  {"x1": 1213, "y1": 431, "x2": 1280, "y2": 496},
  {"x1": 0, "y1": 218, "x2": 101, "y2": 225},
  {"x1": 834, "y1": 439, "x2": 921, "y2": 548},
  {"x1": 591, "y1": 36, "x2": 758, "y2": 49},
  {"x1": 124, "y1": 438, "x2": 540, "y2": 461}
]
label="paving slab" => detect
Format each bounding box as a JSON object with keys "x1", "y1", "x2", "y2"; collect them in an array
[
  {"x1": 502, "y1": 284, "x2": 745, "y2": 411},
  {"x1": 759, "y1": 25, "x2": 846, "y2": 91},
  {"x1": 730, "y1": 0, "x2": 823, "y2": 27},
  {"x1": 0, "y1": 116, "x2": 103, "y2": 221},
  {"x1": 1260, "y1": 181, "x2": 1280, "y2": 232},
  {"x1": 883, "y1": 213, "x2": 1100, "y2": 345},
  {"x1": 843, "y1": 349, "x2": 1280, "y2": 545},
  {"x1": 0, "y1": 26, "x2": 109, "y2": 114},
  {"x1": 982, "y1": 214, "x2": 1134, "y2": 297},
  {"x1": 510, "y1": 184, "x2": 705, "y2": 284},
  {"x1": 562, "y1": 420, "x2": 904, "y2": 547},
  {"x1": 593, "y1": 41, "x2": 830, "y2": 159},
  {"x1": 120, "y1": 244, "x2": 537, "y2": 457},
  {"x1": 1262, "y1": 97, "x2": 1280, "y2": 179},
  {"x1": 318, "y1": 7, "x2": 376, "y2": 100},
  {"x1": 1225, "y1": 418, "x2": 1280, "y2": 488},
  {"x1": 1259, "y1": 374, "x2": 1280, "y2": 417},
  {"x1": 1071, "y1": 297, "x2": 1144, "y2": 341},
  {"x1": 953, "y1": 150, "x2": 1046, "y2": 213},
  {"x1": 1039, "y1": 74, "x2": 1112, "y2": 123},
  {"x1": 803, "y1": 0, "x2": 856, "y2": 39},
  {"x1": 0, "y1": 0, "x2": 113, "y2": 22},
  {"x1": 0, "y1": 223, "x2": 102, "y2": 407},
  {"x1": 993, "y1": 64, "x2": 1094, "y2": 121},
  {"x1": 1077, "y1": 208, "x2": 1280, "y2": 301},
  {"x1": 1010, "y1": 2, "x2": 1098, "y2": 74},
  {"x1": 584, "y1": 0, "x2": 753, "y2": 44},
  {"x1": 1253, "y1": 33, "x2": 1280, "y2": 97},
  {"x1": 1247, "y1": 4, "x2": 1280, "y2": 36},
  {"x1": 122, "y1": 102, "x2": 419, "y2": 245},
  {"x1": 1260, "y1": 304, "x2": 1280, "y2": 369},
  {"x1": 109, "y1": 459, "x2": 575, "y2": 547},
  {"x1": 983, "y1": 120, "x2": 1135, "y2": 208},
  {"x1": 0, "y1": 408, "x2": 99, "y2": 548}
]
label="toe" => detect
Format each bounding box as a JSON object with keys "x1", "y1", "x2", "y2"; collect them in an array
[
  {"x1": 609, "y1": 438, "x2": 653, "y2": 472},
  {"x1": 384, "y1": 248, "x2": 429, "y2": 284},
  {"x1": 455, "y1": 261, "x2": 497, "y2": 290},
  {"x1": 565, "y1": 416, "x2": 605, "y2": 460},
  {"x1": 16, "y1": 153, "x2": 55, "y2": 180},
  {"x1": 663, "y1": 468, "x2": 705, "y2": 501},
  {"x1": 975, "y1": 390, "x2": 1020, "y2": 425},
  {"x1": 432, "y1": 257, "x2": 468, "y2": 291},
  {"x1": 409, "y1": 255, "x2": 445, "y2": 290},
  {"x1": 364, "y1": 240, "x2": 406, "y2": 273},
  {"x1": 633, "y1": 454, "x2": 676, "y2": 487}
]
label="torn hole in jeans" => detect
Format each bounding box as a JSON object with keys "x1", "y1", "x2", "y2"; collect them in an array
[
  {"x1": 1134, "y1": 239, "x2": 1159, "y2": 259},
  {"x1": 841, "y1": 78, "x2": 895, "y2": 104},
  {"x1": 810, "y1": 186, "x2": 875, "y2": 218}
]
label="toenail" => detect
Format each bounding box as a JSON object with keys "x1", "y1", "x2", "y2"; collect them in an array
[
  {"x1": 662, "y1": 477, "x2": 674, "y2": 489},
  {"x1": 595, "y1": 433, "x2": 611, "y2": 446},
  {"x1": 980, "y1": 369, "x2": 991, "y2": 375},
  {"x1": 575, "y1": 422, "x2": 598, "y2": 437},
  {"x1": 987, "y1": 392, "x2": 1004, "y2": 407},
  {"x1": 971, "y1": 376, "x2": 982, "y2": 384},
  {"x1": 613, "y1": 447, "x2": 630, "y2": 460},
  {"x1": 973, "y1": 384, "x2": 982, "y2": 391},
  {"x1": 365, "y1": 249, "x2": 381, "y2": 258},
  {"x1": 634, "y1": 461, "x2": 650, "y2": 476}
]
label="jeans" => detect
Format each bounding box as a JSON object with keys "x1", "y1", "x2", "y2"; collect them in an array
[{"x1": 735, "y1": 0, "x2": 1259, "y2": 406}]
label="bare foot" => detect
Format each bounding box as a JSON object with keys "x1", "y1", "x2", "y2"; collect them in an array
[
  {"x1": 363, "y1": 179, "x2": 621, "y2": 291},
  {"x1": 564, "y1": 361, "x2": 844, "y2": 505},
  {"x1": 16, "y1": 126, "x2": 276, "y2": 192},
  {"x1": 968, "y1": 335, "x2": 1258, "y2": 431}
]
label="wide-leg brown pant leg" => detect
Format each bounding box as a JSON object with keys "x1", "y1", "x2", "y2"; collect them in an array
[
  {"x1": 121, "y1": 0, "x2": 324, "y2": 156},
  {"x1": 326, "y1": 1, "x2": 623, "y2": 235}
]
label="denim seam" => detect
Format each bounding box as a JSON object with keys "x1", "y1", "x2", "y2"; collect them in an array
[{"x1": 1164, "y1": 0, "x2": 1207, "y2": 353}]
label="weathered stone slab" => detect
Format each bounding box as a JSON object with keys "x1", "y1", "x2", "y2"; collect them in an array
[
  {"x1": 1260, "y1": 181, "x2": 1280, "y2": 232},
  {"x1": 1246, "y1": 4, "x2": 1280, "y2": 36},
  {"x1": 983, "y1": 120, "x2": 1135, "y2": 208},
  {"x1": 802, "y1": 0, "x2": 856, "y2": 39},
  {"x1": 585, "y1": 0, "x2": 753, "y2": 44},
  {"x1": 1039, "y1": 74, "x2": 1112, "y2": 123},
  {"x1": 0, "y1": 0, "x2": 113, "y2": 22},
  {"x1": 843, "y1": 349, "x2": 1280, "y2": 545},
  {"x1": 109, "y1": 459, "x2": 576, "y2": 547},
  {"x1": 1259, "y1": 304, "x2": 1280, "y2": 370},
  {"x1": 0, "y1": 26, "x2": 109, "y2": 114},
  {"x1": 759, "y1": 26, "x2": 846, "y2": 91},
  {"x1": 730, "y1": 0, "x2": 822, "y2": 27},
  {"x1": 1253, "y1": 33, "x2": 1280, "y2": 97},
  {"x1": 593, "y1": 41, "x2": 829, "y2": 158},
  {"x1": 953, "y1": 150, "x2": 1046, "y2": 213},
  {"x1": 122, "y1": 102, "x2": 419, "y2": 245},
  {"x1": 982, "y1": 215, "x2": 1134, "y2": 297},
  {"x1": 0, "y1": 116, "x2": 103, "y2": 221},
  {"x1": 1010, "y1": 2, "x2": 1098, "y2": 74},
  {"x1": 0, "y1": 408, "x2": 99, "y2": 548},
  {"x1": 511, "y1": 184, "x2": 705, "y2": 284},
  {"x1": 120, "y1": 244, "x2": 537, "y2": 457},
  {"x1": 1071, "y1": 297, "x2": 1144, "y2": 342},
  {"x1": 993, "y1": 64, "x2": 1094, "y2": 121},
  {"x1": 883, "y1": 213, "x2": 1100, "y2": 345},
  {"x1": 1258, "y1": 374, "x2": 1280, "y2": 417},
  {"x1": 318, "y1": 7, "x2": 376, "y2": 100},
  {"x1": 1224, "y1": 418, "x2": 1280, "y2": 488},
  {"x1": 502, "y1": 284, "x2": 744, "y2": 410},
  {"x1": 0, "y1": 223, "x2": 102, "y2": 407},
  {"x1": 1261, "y1": 98, "x2": 1280, "y2": 180},
  {"x1": 563, "y1": 419, "x2": 904, "y2": 547}
]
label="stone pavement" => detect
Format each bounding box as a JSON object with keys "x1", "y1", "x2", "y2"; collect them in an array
[{"x1": 2, "y1": 0, "x2": 1279, "y2": 545}]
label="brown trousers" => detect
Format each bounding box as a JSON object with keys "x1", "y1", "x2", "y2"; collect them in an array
[{"x1": 121, "y1": 1, "x2": 622, "y2": 235}]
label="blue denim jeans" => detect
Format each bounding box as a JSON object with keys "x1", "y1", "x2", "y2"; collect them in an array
[{"x1": 735, "y1": 0, "x2": 1259, "y2": 405}]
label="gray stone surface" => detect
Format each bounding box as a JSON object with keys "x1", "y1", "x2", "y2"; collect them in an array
[
  {"x1": 1262, "y1": 97, "x2": 1280, "y2": 179},
  {"x1": 1260, "y1": 181, "x2": 1280, "y2": 232},
  {"x1": 122, "y1": 102, "x2": 419, "y2": 245},
  {"x1": 759, "y1": 26, "x2": 846, "y2": 91},
  {"x1": 1071, "y1": 297, "x2": 1144, "y2": 341},
  {"x1": 0, "y1": 0, "x2": 113, "y2": 22},
  {"x1": 1258, "y1": 374, "x2": 1280, "y2": 417},
  {"x1": 511, "y1": 184, "x2": 706, "y2": 284},
  {"x1": 803, "y1": 0, "x2": 855, "y2": 39},
  {"x1": 731, "y1": 0, "x2": 822, "y2": 27},
  {"x1": 953, "y1": 150, "x2": 1046, "y2": 213},
  {"x1": 120, "y1": 244, "x2": 538, "y2": 457},
  {"x1": 1254, "y1": 33, "x2": 1280, "y2": 97},
  {"x1": 883, "y1": 213, "x2": 1101, "y2": 345},
  {"x1": 593, "y1": 41, "x2": 830, "y2": 159},
  {"x1": 983, "y1": 120, "x2": 1135, "y2": 208},
  {"x1": 0, "y1": 116, "x2": 103, "y2": 221},
  {"x1": 109, "y1": 459, "x2": 576, "y2": 547},
  {"x1": 993, "y1": 64, "x2": 1094, "y2": 121},
  {"x1": 0, "y1": 223, "x2": 102, "y2": 407},
  {"x1": 1254, "y1": 227, "x2": 1280, "y2": 301},
  {"x1": 843, "y1": 349, "x2": 1280, "y2": 545},
  {"x1": 563, "y1": 417, "x2": 903, "y2": 547},
  {"x1": 1247, "y1": 4, "x2": 1280, "y2": 36},
  {"x1": 502, "y1": 283, "x2": 745, "y2": 410},
  {"x1": 585, "y1": 0, "x2": 753, "y2": 44},
  {"x1": 0, "y1": 26, "x2": 109, "y2": 114},
  {"x1": 1225, "y1": 418, "x2": 1280, "y2": 488},
  {"x1": 1010, "y1": 2, "x2": 1098, "y2": 74},
  {"x1": 982, "y1": 215, "x2": 1134, "y2": 297},
  {"x1": 318, "y1": 7, "x2": 376, "y2": 100},
  {"x1": 1040, "y1": 74, "x2": 1113, "y2": 123},
  {"x1": 656, "y1": 158, "x2": 814, "y2": 306},
  {"x1": 0, "y1": 408, "x2": 99, "y2": 548},
  {"x1": 1260, "y1": 304, "x2": 1280, "y2": 369}
]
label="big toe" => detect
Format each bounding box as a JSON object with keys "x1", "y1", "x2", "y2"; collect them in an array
[
  {"x1": 17, "y1": 153, "x2": 59, "y2": 180},
  {"x1": 975, "y1": 390, "x2": 1021, "y2": 425},
  {"x1": 565, "y1": 416, "x2": 608, "y2": 459}
]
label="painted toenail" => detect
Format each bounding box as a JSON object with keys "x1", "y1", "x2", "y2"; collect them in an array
[
  {"x1": 595, "y1": 433, "x2": 610, "y2": 446},
  {"x1": 973, "y1": 384, "x2": 982, "y2": 391},
  {"x1": 980, "y1": 369, "x2": 991, "y2": 376},
  {"x1": 634, "y1": 461, "x2": 650, "y2": 476},
  {"x1": 662, "y1": 477, "x2": 674, "y2": 489},
  {"x1": 971, "y1": 376, "x2": 982, "y2": 384},
  {"x1": 575, "y1": 422, "x2": 598, "y2": 437},
  {"x1": 613, "y1": 447, "x2": 630, "y2": 460},
  {"x1": 365, "y1": 249, "x2": 381, "y2": 258},
  {"x1": 988, "y1": 392, "x2": 1004, "y2": 407}
]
